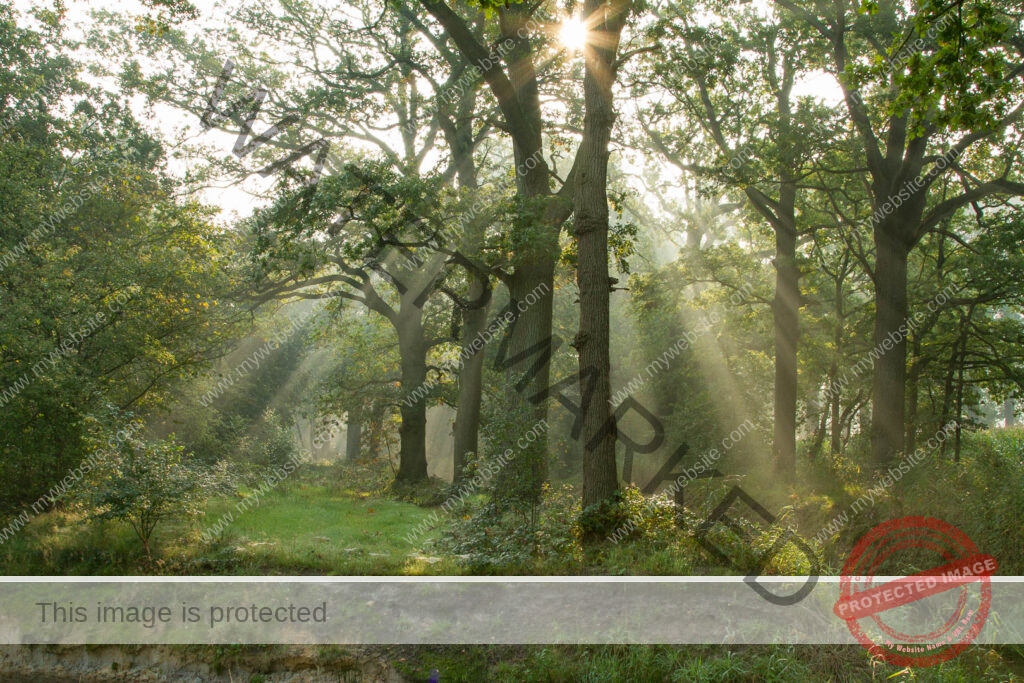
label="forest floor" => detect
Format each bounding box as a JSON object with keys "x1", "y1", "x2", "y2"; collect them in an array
[
  {"x1": 0, "y1": 430, "x2": 1021, "y2": 680},
  {"x1": 0, "y1": 643, "x2": 1021, "y2": 682},
  {"x1": 0, "y1": 484, "x2": 459, "y2": 576},
  {"x1": 3, "y1": 427, "x2": 1022, "y2": 581}
]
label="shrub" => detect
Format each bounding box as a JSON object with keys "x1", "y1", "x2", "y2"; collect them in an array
[
  {"x1": 83, "y1": 435, "x2": 231, "y2": 561},
  {"x1": 236, "y1": 409, "x2": 298, "y2": 471},
  {"x1": 435, "y1": 483, "x2": 581, "y2": 573}
]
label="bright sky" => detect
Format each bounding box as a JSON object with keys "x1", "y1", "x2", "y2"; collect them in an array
[
  {"x1": 18, "y1": 0, "x2": 846, "y2": 227},
  {"x1": 16, "y1": 0, "x2": 269, "y2": 222}
]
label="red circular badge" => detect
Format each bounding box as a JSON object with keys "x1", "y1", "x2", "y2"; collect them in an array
[{"x1": 834, "y1": 516, "x2": 995, "y2": 667}]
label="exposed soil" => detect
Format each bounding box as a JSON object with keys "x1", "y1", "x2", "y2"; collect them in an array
[{"x1": 0, "y1": 645, "x2": 409, "y2": 682}]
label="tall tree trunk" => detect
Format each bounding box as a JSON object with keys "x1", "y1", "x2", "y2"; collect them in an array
[
  {"x1": 829, "y1": 268, "x2": 846, "y2": 457},
  {"x1": 870, "y1": 228, "x2": 910, "y2": 466},
  {"x1": 453, "y1": 301, "x2": 487, "y2": 482},
  {"x1": 743, "y1": 176, "x2": 799, "y2": 479},
  {"x1": 446, "y1": 95, "x2": 485, "y2": 485},
  {"x1": 418, "y1": 0, "x2": 577, "y2": 501},
  {"x1": 830, "y1": 394, "x2": 843, "y2": 457},
  {"x1": 1005, "y1": 398, "x2": 1016, "y2": 427},
  {"x1": 576, "y1": 0, "x2": 630, "y2": 511},
  {"x1": 396, "y1": 314, "x2": 429, "y2": 482},
  {"x1": 809, "y1": 407, "x2": 828, "y2": 460},
  {"x1": 905, "y1": 337, "x2": 922, "y2": 454},
  {"x1": 953, "y1": 305, "x2": 973, "y2": 463},
  {"x1": 772, "y1": 211, "x2": 799, "y2": 477},
  {"x1": 480, "y1": 5, "x2": 562, "y2": 503},
  {"x1": 505, "y1": 257, "x2": 557, "y2": 496},
  {"x1": 367, "y1": 402, "x2": 386, "y2": 459},
  {"x1": 939, "y1": 324, "x2": 959, "y2": 458},
  {"x1": 345, "y1": 404, "x2": 362, "y2": 461}
]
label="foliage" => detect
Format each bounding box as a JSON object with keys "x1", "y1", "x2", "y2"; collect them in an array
[
  {"x1": 235, "y1": 409, "x2": 298, "y2": 472},
  {"x1": 578, "y1": 486, "x2": 637, "y2": 541},
  {"x1": 435, "y1": 483, "x2": 581, "y2": 573},
  {"x1": 896, "y1": 427, "x2": 1024, "y2": 575},
  {"x1": 393, "y1": 643, "x2": 1023, "y2": 683},
  {"x1": 883, "y1": 0, "x2": 1021, "y2": 134},
  {"x1": 313, "y1": 307, "x2": 401, "y2": 435},
  {"x1": 0, "y1": 6, "x2": 242, "y2": 511},
  {"x1": 155, "y1": 317, "x2": 314, "y2": 468},
  {"x1": 478, "y1": 379, "x2": 549, "y2": 512},
  {"x1": 83, "y1": 435, "x2": 231, "y2": 560}
]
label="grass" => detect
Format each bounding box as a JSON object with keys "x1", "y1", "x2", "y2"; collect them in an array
[
  {"x1": 0, "y1": 482, "x2": 458, "y2": 575},
  {"x1": 787, "y1": 427, "x2": 1024, "y2": 575},
  {"x1": 0, "y1": 433, "x2": 1022, "y2": 681},
  {"x1": 2, "y1": 643, "x2": 1020, "y2": 681},
  {"x1": 189, "y1": 483, "x2": 460, "y2": 575},
  {"x1": 390, "y1": 644, "x2": 1024, "y2": 683},
  {"x1": 4, "y1": 428, "x2": 1019, "y2": 578}
]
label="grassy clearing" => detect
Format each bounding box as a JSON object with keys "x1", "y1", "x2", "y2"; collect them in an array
[
  {"x1": 190, "y1": 484, "x2": 460, "y2": 575},
  {"x1": 0, "y1": 483, "x2": 457, "y2": 575},
  {"x1": 3, "y1": 428, "x2": 1019, "y2": 581}
]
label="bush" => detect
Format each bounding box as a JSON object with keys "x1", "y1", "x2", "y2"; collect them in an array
[
  {"x1": 236, "y1": 409, "x2": 299, "y2": 471},
  {"x1": 479, "y1": 385, "x2": 548, "y2": 515},
  {"x1": 435, "y1": 483, "x2": 581, "y2": 573},
  {"x1": 82, "y1": 435, "x2": 231, "y2": 561},
  {"x1": 898, "y1": 427, "x2": 1024, "y2": 574},
  {"x1": 578, "y1": 487, "x2": 633, "y2": 542}
]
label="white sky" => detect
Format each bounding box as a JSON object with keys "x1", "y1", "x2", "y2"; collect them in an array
[
  {"x1": 15, "y1": 0, "x2": 268, "y2": 222},
  {"x1": 17, "y1": 0, "x2": 846, "y2": 227}
]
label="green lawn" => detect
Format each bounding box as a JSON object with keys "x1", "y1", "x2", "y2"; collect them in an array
[{"x1": 192, "y1": 483, "x2": 458, "y2": 575}]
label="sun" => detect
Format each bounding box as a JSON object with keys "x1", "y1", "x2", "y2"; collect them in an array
[{"x1": 559, "y1": 15, "x2": 587, "y2": 52}]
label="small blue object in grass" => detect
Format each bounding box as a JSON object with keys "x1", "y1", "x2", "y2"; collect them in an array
[{"x1": 429, "y1": 669, "x2": 440, "y2": 683}]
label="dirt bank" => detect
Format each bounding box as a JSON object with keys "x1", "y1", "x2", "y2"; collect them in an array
[{"x1": 0, "y1": 645, "x2": 409, "y2": 682}]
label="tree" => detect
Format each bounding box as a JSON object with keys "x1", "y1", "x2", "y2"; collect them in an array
[
  {"x1": 315, "y1": 305, "x2": 402, "y2": 462},
  {"x1": 902, "y1": 211, "x2": 1024, "y2": 460},
  {"x1": 0, "y1": 5, "x2": 239, "y2": 509},
  {"x1": 646, "y1": 1, "x2": 835, "y2": 478},
  {"x1": 414, "y1": 0, "x2": 577, "y2": 502},
  {"x1": 574, "y1": 0, "x2": 634, "y2": 510},
  {"x1": 249, "y1": 166, "x2": 462, "y2": 481},
  {"x1": 778, "y1": 0, "x2": 1024, "y2": 465},
  {"x1": 103, "y1": 0, "x2": 498, "y2": 483}
]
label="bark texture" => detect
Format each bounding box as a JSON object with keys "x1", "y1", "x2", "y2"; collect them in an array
[{"x1": 576, "y1": 0, "x2": 631, "y2": 510}]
